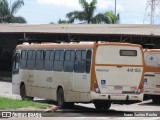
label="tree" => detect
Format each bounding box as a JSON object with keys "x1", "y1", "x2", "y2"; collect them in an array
[
  {"x1": 0, "y1": 0, "x2": 26, "y2": 23},
  {"x1": 57, "y1": 19, "x2": 69, "y2": 24},
  {"x1": 104, "y1": 11, "x2": 120, "y2": 24},
  {"x1": 66, "y1": 0, "x2": 110, "y2": 24}
]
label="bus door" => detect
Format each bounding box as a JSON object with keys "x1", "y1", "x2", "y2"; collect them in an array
[
  {"x1": 12, "y1": 51, "x2": 20, "y2": 94},
  {"x1": 73, "y1": 50, "x2": 91, "y2": 93}
]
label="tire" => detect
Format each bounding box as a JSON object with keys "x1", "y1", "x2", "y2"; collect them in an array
[
  {"x1": 57, "y1": 88, "x2": 65, "y2": 108},
  {"x1": 20, "y1": 84, "x2": 34, "y2": 101},
  {"x1": 143, "y1": 95, "x2": 150, "y2": 100},
  {"x1": 65, "y1": 102, "x2": 74, "y2": 108},
  {"x1": 152, "y1": 96, "x2": 160, "y2": 104},
  {"x1": 94, "y1": 101, "x2": 111, "y2": 111}
]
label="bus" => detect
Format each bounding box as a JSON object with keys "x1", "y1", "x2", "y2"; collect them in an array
[
  {"x1": 144, "y1": 49, "x2": 160, "y2": 103},
  {"x1": 12, "y1": 42, "x2": 144, "y2": 110}
]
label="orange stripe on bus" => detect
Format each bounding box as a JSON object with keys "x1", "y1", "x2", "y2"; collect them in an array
[{"x1": 95, "y1": 64, "x2": 143, "y2": 67}]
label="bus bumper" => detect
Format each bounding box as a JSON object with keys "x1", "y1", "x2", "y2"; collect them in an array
[
  {"x1": 90, "y1": 92, "x2": 144, "y2": 102},
  {"x1": 144, "y1": 89, "x2": 160, "y2": 96}
]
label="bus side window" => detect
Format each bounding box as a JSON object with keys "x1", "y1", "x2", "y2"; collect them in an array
[
  {"x1": 13, "y1": 53, "x2": 20, "y2": 74},
  {"x1": 86, "y1": 50, "x2": 92, "y2": 73},
  {"x1": 54, "y1": 50, "x2": 64, "y2": 71},
  {"x1": 74, "y1": 50, "x2": 86, "y2": 73},
  {"x1": 20, "y1": 50, "x2": 27, "y2": 69},
  {"x1": 82, "y1": 50, "x2": 86, "y2": 59},
  {"x1": 71, "y1": 51, "x2": 75, "y2": 60},
  {"x1": 35, "y1": 50, "x2": 44, "y2": 70},
  {"x1": 26, "y1": 50, "x2": 36, "y2": 70},
  {"x1": 44, "y1": 50, "x2": 54, "y2": 71},
  {"x1": 64, "y1": 50, "x2": 74, "y2": 72}
]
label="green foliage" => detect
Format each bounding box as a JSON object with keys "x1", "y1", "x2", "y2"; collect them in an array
[
  {"x1": 0, "y1": 97, "x2": 48, "y2": 110},
  {"x1": 104, "y1": 11, "x2": 120, "y2": 24},
  {"x1": 66, "y1": 0, "x2": 111, "y2": 24},
  {"x1": 0, "y1": 0, "x2": 26, "y2": 23},
  {"x1": 57, "y1": 19, "x2": 69, "y2": 24}
]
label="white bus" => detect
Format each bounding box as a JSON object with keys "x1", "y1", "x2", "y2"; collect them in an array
[
  {"x1": 12, "y1": 42, "x2": 144, "y2": 110},
  {"x1": 144, "y1": 49, "x2": 160, "y2": 103}
]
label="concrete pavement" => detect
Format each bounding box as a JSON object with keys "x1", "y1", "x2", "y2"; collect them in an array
[
  {"x1": 0, "y1": 81, "x2": 20, "y2": 99},
  {"x1": 0, "y1": 81, "x2": 160, "y2": 120}
]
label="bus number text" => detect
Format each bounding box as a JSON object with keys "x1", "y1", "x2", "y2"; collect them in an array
[{"x1": 127, "y1": 68, "x2": 141, "y2": 72}]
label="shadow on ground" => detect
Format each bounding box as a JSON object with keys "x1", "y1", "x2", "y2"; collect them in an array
[{"x1": 33, "y1": 99, "x2": 134, "y2": 117}]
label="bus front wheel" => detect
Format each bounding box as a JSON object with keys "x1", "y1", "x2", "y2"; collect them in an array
[
  {"x1": 94, "y1": 101, "x2": 111, "y2": 111},
  {"x1": 20, "y1": 84, "x2": 34, "y2": 101},
  {"x1": 57, "y1": 88, "x2": 65, "y2": 108}
]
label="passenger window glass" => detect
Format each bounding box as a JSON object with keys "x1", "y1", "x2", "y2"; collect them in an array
[
  {"x1": 60, "y1": 51, "x2": 64, "y2": 60},
  {"x1": 27, "y1": 51, "x2": 32, "y2": 60},
  {"x1": 71, "y1": 51, "x2": 75, "y2": 60},
  {"x1": 45, "y1": 51, "x2": 50, "y2": 60},
  {"x1": 35, "y1": 50, "x2": 44, "y2": 70},
  {"x1": 76, "y1": 51, "x2": 81, "y2": 60},
  {"x1": 54, "y1": 50, "x2": 64, "y2": 71},
  {"x1": 21, "y1": 51, "x2": 27, "y2": 59},
  {"x1": 74, "y1": 50, "x2": 86, "y2": 73},
  {"x1": 55, "y1": 51, "x2": 60, "y2": 60},
  {"x1": 44, "y1": 50, "x2": 54, "y2": 71},
  {"x1": 50, "y1": 51, "x2": 54, "y2": 60},
  {"x1": 20, "y1": 51, "x2": 27, "y2": 69},
  {"x1": 54, "y1": 61, "x2": 63, "y2": 71},
  {"x1": 82, "y1": 50, "x2": 86, "y2": 59},
  {"x1": 65, "y1": 51, "x2": 70, "y2": 60},
  {"x1": 64, "y1": 50, "x2": 74, "y2": 72},
  {"x1": 32, "y1": 51, "x2": 36, "y2": 59},
  {"x1": 36, "y1": 50, "x2": 43, "y2": 60},
  {"x1": 26, "y1": 50, "x2": 35, "y2": 70}
]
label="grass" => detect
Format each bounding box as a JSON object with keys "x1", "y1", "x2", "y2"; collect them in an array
[{"x1": 0, "y1": 97, "x2": 48, "y2": 110}]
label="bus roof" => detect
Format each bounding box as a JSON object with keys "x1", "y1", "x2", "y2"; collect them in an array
[
  {"x1": 144, "y1": 49, "x2": 160, "y2": 53},
  {"x1": 16, "y1": 42, "x2": 142, "y2": 50}
]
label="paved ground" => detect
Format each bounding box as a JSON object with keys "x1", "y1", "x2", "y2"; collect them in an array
[
  {"x1": 0, "y1": 81, "x2": 20, "y2": 99},
  {"x1": 0, "y1": 81, "x2": 160, "y2": 120}
]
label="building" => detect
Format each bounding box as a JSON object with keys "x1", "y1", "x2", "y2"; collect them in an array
[{"x1": 0, "y1": 24, "x2": 160, "y2": 79}]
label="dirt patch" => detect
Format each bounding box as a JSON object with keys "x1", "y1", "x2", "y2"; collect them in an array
[{"x1": 13, "y1": 105, "x2": 59, "y2": 112}]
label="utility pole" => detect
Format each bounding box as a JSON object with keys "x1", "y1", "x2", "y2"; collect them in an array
[
  {"x1": 114, "y1": 0, "x2": 117, "y2": 24},
  {"x1": 143, "y1": 0, "x2": 160, "y2": 24}
]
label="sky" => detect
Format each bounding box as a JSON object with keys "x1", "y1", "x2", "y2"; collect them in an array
[{"x1": 13, "y1": 0, "x2": 159, "y2": 24}]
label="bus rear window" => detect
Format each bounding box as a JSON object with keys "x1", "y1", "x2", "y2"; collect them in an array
[{"x1": 120, "y1": 50, "x2": 137, "y2": 56}]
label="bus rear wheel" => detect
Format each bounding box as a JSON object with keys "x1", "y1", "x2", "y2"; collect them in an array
[
  {"x1": 152, "y1": 95, "x2": 160, "y2": 104},
  {"x1": 94, "y1": 101, "x2": 111, "y2": 111},
  {"x1": 20, "y1": 84, "x2": 34, "y2": 101},
  {"x1": 57, "y1": 88, "x2": 65, "y2": 108}
]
